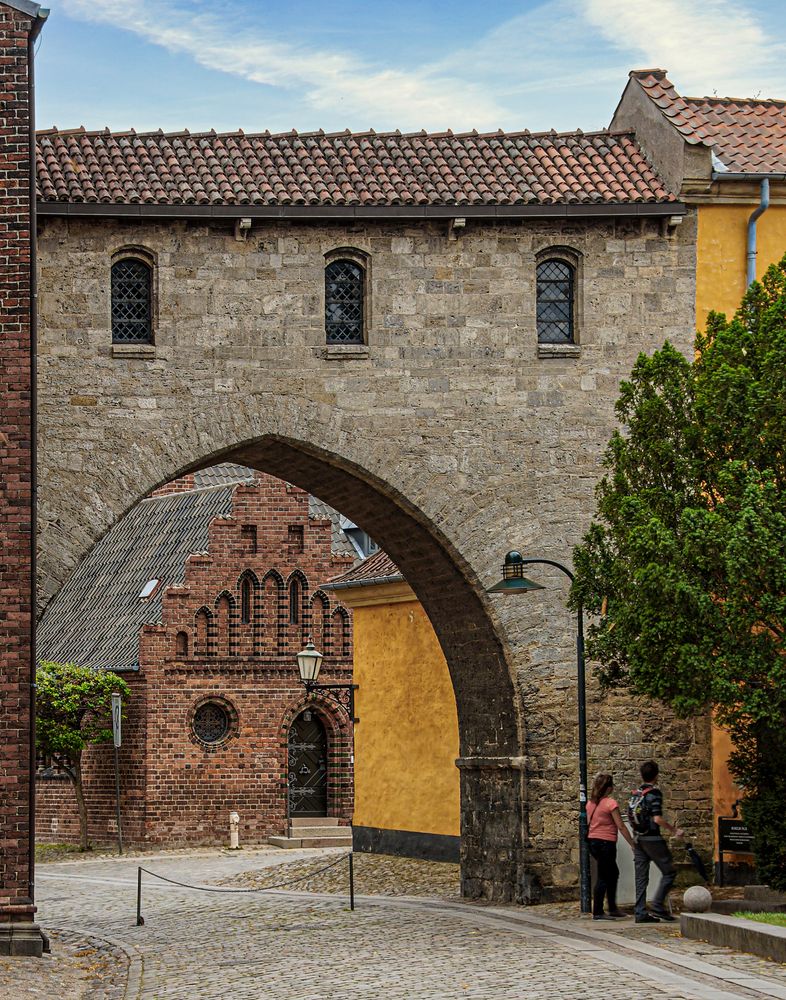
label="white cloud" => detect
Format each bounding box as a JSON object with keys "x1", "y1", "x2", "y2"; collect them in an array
[
  {"x1": 584, "y1": 0, "x2": 786, "y2": 99},
  {"x1": 58, "y1": 0, "x2": 786, "y2": 133},
  {"x1": 60, "y1": 0, "x2": 505, "y2": 130}
]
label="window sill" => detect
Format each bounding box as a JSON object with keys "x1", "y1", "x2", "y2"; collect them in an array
[
  {"x1": 537, "y1": 342, "x2": 581, "y2": 359},
  {"x1": 319, "y1": 344, "x2": 370, "y2": 361},
  {"x1": 112, "y1": 343, "x2": 156, "y2": 359}
]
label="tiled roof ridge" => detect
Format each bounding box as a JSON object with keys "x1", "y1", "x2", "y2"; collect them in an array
[
  {"x1": 37, "y1": 124, "x2": 636, "y2": 143},
  {"x1": 629, "y1": 68, "x2": 668, "y2": 79},
  {"x1": 140, "y1": 481, "x2": 248, "y2": 504},
  {"x1": 685, "y1": 94, "x2": 786, "y2": 108},
  {"x1": 326, "y1": 548, "x2": 401, "y2": 588},
  {"x1": 632, "y1": 68, "x2": 786, "y2": 113}
]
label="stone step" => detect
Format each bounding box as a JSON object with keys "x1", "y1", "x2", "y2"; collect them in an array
[
  {"x1": 289, "y1": 817, "x2": 341, "y2": 827},
  {"x1": 268, "y1": 835, "x2": 353, "y2": 850},
  {"x1": 712, "y1": 898, "x2": 786, "y2": 915},
  {"x1": 745, "y1": 885, "x2": 786, "y2": 904},
  {"x1": 288, "y1": 825, "x2": 350, "y2": 838}
]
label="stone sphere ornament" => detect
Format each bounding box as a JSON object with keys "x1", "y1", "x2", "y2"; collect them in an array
[{"x1": 682, "y1": 885, "x2": 712, "y2": 912}]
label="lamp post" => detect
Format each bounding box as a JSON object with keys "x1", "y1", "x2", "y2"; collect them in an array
[
  {"x1": 296, "y1": 639, "x2": 358, "y2": 723},
  {"x1": 488, "y1": 550, "x2": 590, "y2": 915}
]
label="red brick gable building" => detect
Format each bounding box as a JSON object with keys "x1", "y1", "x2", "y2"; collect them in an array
[{"x1": 37, "y1": 466, "x2": 356, "y2": 847}]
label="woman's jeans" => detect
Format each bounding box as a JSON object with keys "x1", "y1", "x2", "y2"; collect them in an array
[{"x1": 588, "y1": 838, "x2": 619, "y2": 915}]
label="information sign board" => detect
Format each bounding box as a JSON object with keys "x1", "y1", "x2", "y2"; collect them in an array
[{"x1": 718, "y1": 818, "x2": 754, "y2": 854}]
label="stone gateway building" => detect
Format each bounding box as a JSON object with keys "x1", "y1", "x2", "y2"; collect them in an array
[
  {"x1": 37, "y1": 466, "x2": 357, "y2": 847},
  {"x1": 0, "y1": 2, "x2": 720, "y2": 955},
  {"x1": 32, "y1": 123, "x2": 709, "y2": 906}
]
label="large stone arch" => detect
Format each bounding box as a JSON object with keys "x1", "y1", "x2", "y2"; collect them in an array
[{"x1": 39, "y1": 415, "x2": 528, "y2": 901}]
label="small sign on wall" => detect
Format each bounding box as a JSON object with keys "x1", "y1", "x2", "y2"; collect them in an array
[{"x1": 111, "y1": 691, "x2": 122, "y2": 748}]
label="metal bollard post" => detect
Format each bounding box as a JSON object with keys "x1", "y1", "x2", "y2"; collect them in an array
[
  {"x1": 136, "y1": 867, "x2": 145, "y2": 926},
  {"x1": 229, "y1": 811, "x2": 240, "y2": 850},
  {"x1": 348, "y1": 852, "x2": 355, "y2": 911}
]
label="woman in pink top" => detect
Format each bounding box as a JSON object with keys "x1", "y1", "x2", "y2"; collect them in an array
[{"x1": 586, "y1": 772, "x2": 636, "y2": 919}]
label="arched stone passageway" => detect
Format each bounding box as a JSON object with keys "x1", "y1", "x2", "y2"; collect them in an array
[{"x1": 39, "y1": 429, "x2": 527, "y2": 902}]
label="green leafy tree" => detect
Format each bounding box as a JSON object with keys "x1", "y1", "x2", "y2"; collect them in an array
[
  {"x1": 36, "y1": 661, "x2": 130, "y2": 851},
  {"x1": 572, "y1": 257, "x2": 786, "y2": 890}
]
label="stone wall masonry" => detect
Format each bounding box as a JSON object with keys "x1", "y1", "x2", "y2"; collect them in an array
[{"x1": 35, "y1": 212, "x2": 706, "y2": 899}]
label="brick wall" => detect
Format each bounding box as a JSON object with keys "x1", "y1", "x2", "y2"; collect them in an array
[
  {"x1": 149, "y1": 473, "x2": 195, "y2": 497},
  {"x1": 37, "y1": 473, "x2": 355, "y2": 847},
  {"x1": 36, "y1": 672, "x2": 148, "y2": 846},
  {"x1": 0, "y1": 1, "x2": 36, "y2": 924}
]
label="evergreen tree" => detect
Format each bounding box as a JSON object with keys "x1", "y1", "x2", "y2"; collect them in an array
[{"x1": 572, "y1": 258, "x2": 786, "y2": 890}]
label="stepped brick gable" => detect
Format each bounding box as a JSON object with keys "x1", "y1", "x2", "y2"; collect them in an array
[{"x1": 36, "y1": 471, "x2": 355, "y2": 847}]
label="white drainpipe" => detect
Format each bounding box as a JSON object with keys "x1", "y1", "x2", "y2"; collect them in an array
[{"x1": 747, "y1": 178, "x2": 770, "y2": 287}]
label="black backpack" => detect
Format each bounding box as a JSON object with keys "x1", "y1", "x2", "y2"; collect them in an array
[{"x1": 628, "y1": 787, "x2": 651, "y2": 834}]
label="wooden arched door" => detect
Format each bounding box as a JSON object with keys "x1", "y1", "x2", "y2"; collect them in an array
[{"x1": 288, "y1": 710, "x2": 327, "y2": 817}]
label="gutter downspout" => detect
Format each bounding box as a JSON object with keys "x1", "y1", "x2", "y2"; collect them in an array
[
  {"x1": 747, "y1": 178, "x2": 770, "y2": 287},
  {"x1": 28, "y1": 7, "x2": 48, "y2": 906}
]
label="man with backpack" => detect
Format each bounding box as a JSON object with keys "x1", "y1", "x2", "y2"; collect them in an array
[{"x1": 629, "y1": 760, "x2": 684, "y2": 923}]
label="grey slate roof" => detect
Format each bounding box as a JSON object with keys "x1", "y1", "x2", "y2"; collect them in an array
[
  {"x1": 37, "y1": 484, "x2": 236, "y2": 672},
  {"x1": 192, "y1": 463, "x2": 255, "y2": 489},
  {"x1": 37, "y1": 466, "x2": 357, "y2": 672}
]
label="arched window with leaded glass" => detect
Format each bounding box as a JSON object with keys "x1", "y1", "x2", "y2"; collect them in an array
[
  {"x1": 325, "y1": 255, "x2": 366, "y2": 345},
  {"x1": 536, "y1": 257, "x2": 575, "y2": 344},
  {"x1": 111, "y1": 254, "x2": 153, "y2": 344}
]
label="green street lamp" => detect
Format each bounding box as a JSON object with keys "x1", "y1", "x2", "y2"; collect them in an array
[{"x1": 488, "y1": 550, "x2": 591, "y2": 915}]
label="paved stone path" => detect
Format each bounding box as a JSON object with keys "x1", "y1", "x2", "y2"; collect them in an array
[{"x1": 32, "y1": 848, "x2": 786, "y2": 999}]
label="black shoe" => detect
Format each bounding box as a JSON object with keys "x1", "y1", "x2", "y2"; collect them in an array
[
  {"x1": 650, "y1": 907, "x2": 676, "y2": 922},
  {"x1": 607, "y1": 910, "x2": 628, "y2": 919},
  {"x1": 593, "y1": 914, "x2": 614, "y2": 920},
  {"x1": 635, "y1": 913, "x2": 660, "y2": 924}
]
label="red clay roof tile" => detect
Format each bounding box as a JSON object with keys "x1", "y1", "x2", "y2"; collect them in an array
[
  {"x1": 326, "y1": 549, "x2": 401, "y2": 588},
  {"x1": 631, "y1": 69, "x2": 786, "y2": 174},
  {"x1": 35, "y1": 127, "x2": 675, "y2": 207}
]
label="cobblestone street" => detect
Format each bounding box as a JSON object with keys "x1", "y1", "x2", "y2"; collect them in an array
[{"x1": 14, "y1": 848, "x2": 783, "y2": 999}]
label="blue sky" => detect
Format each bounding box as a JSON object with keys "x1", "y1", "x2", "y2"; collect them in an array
[{"x1": 36, "y1": 0, "x2": 786, "y2": 136}]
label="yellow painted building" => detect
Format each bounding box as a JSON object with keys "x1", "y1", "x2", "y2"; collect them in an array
[
  {"x1": 325, "y1": 550, "x2": 460, "y2": 860},
  {"x1": 613, "y1": 69, "x2": 786, "y2": 869}
]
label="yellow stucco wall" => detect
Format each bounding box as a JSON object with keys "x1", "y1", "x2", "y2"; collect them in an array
[
  {"x1": 697, "y1": 203, "x2": 786, "y2": 331},
  {"x1": 351, "y1": 598, "x2": 460, "y2": 837},
  {"x1": 698, "y1": 200, "x2": 786, "y2": 862},
  {"x1": 711, "y1": 722, "x2": 744, "y2": 860}
]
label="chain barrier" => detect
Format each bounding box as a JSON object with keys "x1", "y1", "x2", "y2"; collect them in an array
[{"x1": 136, "y1": 851, "x2": 355, "y2": 925}]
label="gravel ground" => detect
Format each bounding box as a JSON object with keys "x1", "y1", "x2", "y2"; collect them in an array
[
  {"x1": 221, "y1": 851, "x2": 462, "y2": 899},
  {"x1": 0, "y1": 929, "x2": 128, "y2": 999},
  {"x1": 221, "y1": 852, "x2": 746, "y2": 912}
]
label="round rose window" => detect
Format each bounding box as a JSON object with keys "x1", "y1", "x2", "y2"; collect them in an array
[{"x1": 192, "y1": 702, "x2": 230, "y2": 744}]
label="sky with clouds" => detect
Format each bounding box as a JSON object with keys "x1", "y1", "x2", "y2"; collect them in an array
[{"x1": 36, "y1": 0, "x2": 786, "y2": 136}]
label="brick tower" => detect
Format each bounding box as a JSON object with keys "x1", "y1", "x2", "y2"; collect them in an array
[{"x1": 0, "y1": 0, "x2": 47, "y2": 957}]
